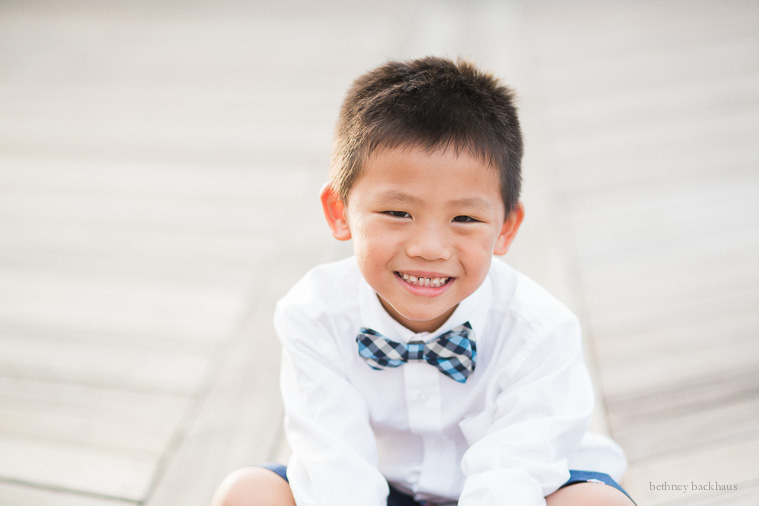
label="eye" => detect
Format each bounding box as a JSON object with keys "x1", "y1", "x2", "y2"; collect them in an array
[
  {"x1": 452, "y1": 215, "x2": 480, "y2": 223},
  {"x1": 383, "y1": 211, "x2": 411, "y2": 219}
]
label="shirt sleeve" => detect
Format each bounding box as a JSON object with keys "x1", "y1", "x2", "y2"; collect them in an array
[
  {"x1": 458, "y1": 318, "x2": 594, "y2": 506},
  {"x1": 275, "y1": 303, "x2": 389, "y2": 506}
]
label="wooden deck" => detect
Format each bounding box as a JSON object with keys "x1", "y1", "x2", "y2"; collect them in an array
[{"x1": 1, "y1": 1, "x2": 757, "y2": 504}]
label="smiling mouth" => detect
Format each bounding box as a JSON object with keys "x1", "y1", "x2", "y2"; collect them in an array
[{"x1": 395, "y1": 271, "x2": 452, "y2": 288}]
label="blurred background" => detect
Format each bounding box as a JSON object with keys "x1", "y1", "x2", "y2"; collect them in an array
[{"x1": 1, "y1": 1, "x2": 757, "y2": 505}]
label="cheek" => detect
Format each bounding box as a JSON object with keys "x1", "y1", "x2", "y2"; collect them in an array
[
  {"x1": 353, "y1": 228, "x2": 394, "y2": 265},
  {"x1": 458, "y1": 233, "x2": 498, "y2": 270},
  {"x1": 356, "y1": 220, "x2": 396, "y2": 249},
  {"x1": 460, "y1": 230, "x2": 497, "y2": 252}
]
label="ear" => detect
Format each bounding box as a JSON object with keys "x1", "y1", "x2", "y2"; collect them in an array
[
  {"x1": 320, "y1": 183, "x2": 352, "y2": 241},
  {"x1": 493, "y1": 202, "x2": 524, "y2": 256}
]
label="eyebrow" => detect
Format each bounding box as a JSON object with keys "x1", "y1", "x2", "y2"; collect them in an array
[
  {"x1": 450, "y1": 196, "x2": 494, "y2": 212},
  {"x1": 375, "y1": 191, "x2": 493, "y2": 212},
  {"x1": 374, "y1": 190, "x2": 420, "y2": 205}
]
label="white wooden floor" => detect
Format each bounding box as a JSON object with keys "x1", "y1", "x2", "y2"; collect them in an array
[{"x1": 1, "y1": 1, "x2": 757, "y2": 505}]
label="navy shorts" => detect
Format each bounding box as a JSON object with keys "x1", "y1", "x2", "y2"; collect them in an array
[{"x1": 260, "y1": 464, "x2": 636, "y2": 505}]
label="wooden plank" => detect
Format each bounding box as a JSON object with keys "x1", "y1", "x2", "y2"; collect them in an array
[
  {"x1": 0, "y1": 164, "x2": 329, "y2": 289},
  {"x1": 0, "y1": 164, "x2": 320, "y2": 230},
  {"x1": 0, "y1": 268, "x2": 241, "y2": 344},
  {"x1": 595, "y1": 311, "x2": 759, "y2": 400},
  {"x1": 529, "y1": 21, "x2": 759, "y2": 100},
  {"x1": 0, "y1": 332, "x2": 209, "y2": 395},
  {"x1": 586, "y1": 286, "x2": 759, "y2": 348},
  {"x1": 0, "y1": 226, "x2": 273, "y2": 291},
  {"x1": 144, "y1": 269, "x2": 303, "y2": 506},
  {"x1": 0, "y1": 163, "x2": 320, "y2": 212},
  {"x1": 0, "y1": 377, "x2": 188, "y2": 455},
  {"x1": 142, "y1": 251, "x2": 340, "y2": 506},
  {"x1": 582, "y1": 263, "x2": 759, "y2": 340},
  {"x1": 0, "y1": 377, "x2": 192, "y2": 502},
  {"x1": 137, "y1": 223, "x2": 339, "y2": 506},
  {"x1": 521, "y1": 5, "x2": 759, "y2": 506},
  {"x1": 605, "y1": 363, "x2": 758, "y2": 424},
  {"x1": 542, "y1": 74, "x2": 759, "y2": 139},
  {"x1": 0, "y1": 435, "x2": 155, "y2": 502},
  {"x1": 595, "y1": 306, "x2": 759, "y2": 361},
  {"x1": 0, "y1": 482, "x2": 135, "y2": 506},
  {"x1": 563, "y1": 171, "x2": 759, "y2": 261},
  {"x1": 0, "y1": 224, "x2": 266, "y2": 280},
  {"x1": 612, "y1": 395, "x2": 759, "y2": 462},
  {"x1": 550, "y1": 104, "x2": 759, "y2": 180},
  {"x1": 554, "y1": 133, "x2": 759, "y2": 195},
  {"x1": 623, "y1": 436, "x2": 759, "y2": 505},
  {"x1": 527, "y1": 0, "x2": 759, "y2": 63}
]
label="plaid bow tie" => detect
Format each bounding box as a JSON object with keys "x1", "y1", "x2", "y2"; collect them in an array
[{"x1": 356, "y1": 322, "x2": 476, "y2": 383}]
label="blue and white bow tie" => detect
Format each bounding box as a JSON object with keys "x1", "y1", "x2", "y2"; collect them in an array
[{"x1": 356, "y1": 322, "x2": 476, "y2": 383}]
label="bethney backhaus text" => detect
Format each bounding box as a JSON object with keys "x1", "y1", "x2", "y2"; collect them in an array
[{"x1": 650, "y1": 481, "x2": 739, "y2": 493}]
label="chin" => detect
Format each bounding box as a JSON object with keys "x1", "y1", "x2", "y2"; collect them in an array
[
  {"x1": 400, "y1": 306, "x2": 455, "y2": 325},
  {"x1": 404, "y1": 311, "x2": 444, "y2": 323}
]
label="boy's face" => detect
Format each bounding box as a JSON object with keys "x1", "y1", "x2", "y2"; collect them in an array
[{"x1": 321, "y1": 146, "x2": 523, "y2": 333}]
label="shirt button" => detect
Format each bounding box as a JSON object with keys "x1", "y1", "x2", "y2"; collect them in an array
[{"x1": 417, "y1": 393, "x2": 430, "y2": 403}]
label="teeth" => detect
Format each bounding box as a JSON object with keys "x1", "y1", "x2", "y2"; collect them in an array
[{"x1": 399, "y1": 272, "x2": 449, "y2": 287}]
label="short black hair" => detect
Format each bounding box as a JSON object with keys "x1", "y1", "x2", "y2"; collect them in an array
[{"x1": 329, "y1": 56, "x2": 523, "y2": 215}]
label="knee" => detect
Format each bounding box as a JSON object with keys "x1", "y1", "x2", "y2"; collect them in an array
[
  {"x1": 212, "y1": 468, "x2": 259, "y2": 506},
  {"x1": 212, "y1": 467, "x2": 292, "y2": 506},
  {"x1": 546, "y1": 482, "x2": 635, "y2": 506}
]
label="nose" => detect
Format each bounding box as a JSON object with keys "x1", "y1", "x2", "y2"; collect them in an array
[{"x1": 405, "y1": 221, "x2": 452, "y2": 261}]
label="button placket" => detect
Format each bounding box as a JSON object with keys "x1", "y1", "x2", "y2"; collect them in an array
[{"x1": 404, "y1": 362, "x2": 443, "y2": 433}]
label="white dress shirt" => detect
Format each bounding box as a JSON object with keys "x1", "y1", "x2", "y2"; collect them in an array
[{"x1": 274, "y1": 256, "x2": 626, "y2": 506}]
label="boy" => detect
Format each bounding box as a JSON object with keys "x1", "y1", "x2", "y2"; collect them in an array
[{"x1": 213, "y1": 57, "x2": 634, "y2": 506}]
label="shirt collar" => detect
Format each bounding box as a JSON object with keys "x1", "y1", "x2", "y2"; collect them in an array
[{"x1": 357, "y1": 264, "x2": 492, "y2": 344}]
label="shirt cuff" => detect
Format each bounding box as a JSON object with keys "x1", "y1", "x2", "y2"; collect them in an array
[{"x1": 458, "y1": 469, "x2": 549, "y2": 506}]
